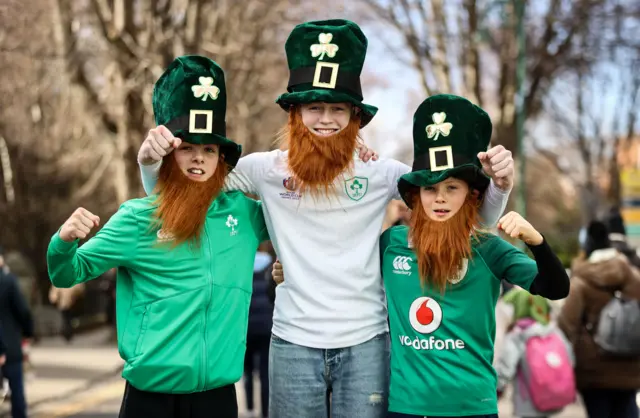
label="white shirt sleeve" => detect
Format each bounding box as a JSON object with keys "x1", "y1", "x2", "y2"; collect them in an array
[
  {"x1": 223, "y1": 154, "x2": 261, "y2": 194},
  {"x1": 139, "y1": 161, "x2": 162, "y2": 196},
  {"x1": 223, "y1": 151, "x2": 276, "y2": 195},
  {"x1": 383, "y1": 159, "x2": 412, "y2": 201},
  {"x1": 478, "y1": 181, "x2": 511, "y2": 227},
  {"x1": 138, "y1": 151, "x2": 271, "y2": 196}
]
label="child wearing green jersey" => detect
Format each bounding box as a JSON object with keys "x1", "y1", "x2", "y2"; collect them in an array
[
  {"x1": 380, "y1": 94, "x2": 569, "y2": 418},
  {"x1": 47, "y1": 56, "x2": 268, "y2": 418}
]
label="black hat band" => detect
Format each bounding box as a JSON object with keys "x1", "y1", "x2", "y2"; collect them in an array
[
  {"x1": 411, "y1": 145, "x2": 476, "y2": 172},
  {"x1": 288, "y1": 63, "x2": 363, "y2": 100},
  {"x1": 164, "y1": 110, "x2": 226, "y2": 137}
]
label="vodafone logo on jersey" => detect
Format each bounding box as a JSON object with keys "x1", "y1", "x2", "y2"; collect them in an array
[
  {"x1": 400, "y1": 297, "x2": 466, "y2": 351},
  {"x1": 409, "y1": 297, "x2": 443, "y2": 334}
]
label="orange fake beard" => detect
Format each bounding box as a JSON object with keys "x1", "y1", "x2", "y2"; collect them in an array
[
  {"x1": 285, "y1": 109, "x2": 360, "y2": 197},
  {"x1": 409, "y1": 193, "x2": 481, "y2": 293},
  {"x1": 153, "y1": 154, "x2": 227, "y2": 247}
]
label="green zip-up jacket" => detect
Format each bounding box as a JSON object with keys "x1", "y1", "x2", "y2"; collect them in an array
[{"x1": 47, "y1": 190, "x2": 268, "y2": 394}]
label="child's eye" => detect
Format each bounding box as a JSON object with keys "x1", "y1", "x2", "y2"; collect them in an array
[
  {"x1": 205, "y1": 147, "x2": 217, "y2": 153},
  {"x1": 448, "y1": 185, "x2": 458, "y2": 190},
  {"x1": 423, "y1": 186, "x2": 435, "y2": 192},
  {"x1": 333, "y1": 107, "x2": 345, "y2": 112},
  {"x1": 180, "y1": 146, "x2": 192, "y2": 151}
]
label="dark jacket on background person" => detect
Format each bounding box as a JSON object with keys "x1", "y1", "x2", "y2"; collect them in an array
[
  {"x1": 558, "y1": 248, "x2": 640, "y2": 390},
  {"x1": 609, "y1": 236, "x2": 640, "y2": 268},
  {"x1": 0, "y1": 325, "x2": 6, "y2": 357},
  {"x1": 248, "y1": 252, "x2": 274, "y2": 337},
  {"x1": 606, "y1": 207, "x2": 640, "y2": 268},
  {"x1": 0, "y1": 269, "x2": 34, "y2": 364}
]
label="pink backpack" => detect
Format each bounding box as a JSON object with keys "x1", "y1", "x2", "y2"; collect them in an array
[{"x1": 520, "y1": 330, "x2": 576, "y2": 412}]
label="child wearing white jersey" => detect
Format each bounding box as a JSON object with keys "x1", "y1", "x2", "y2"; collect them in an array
[{"x1": 137, "y1": 21, "x2": 515, "y2": 418}]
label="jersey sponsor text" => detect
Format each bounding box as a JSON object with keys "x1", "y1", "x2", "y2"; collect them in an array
[{"x1": 399, "y1": 335, "x2": 466, "y2": 351}]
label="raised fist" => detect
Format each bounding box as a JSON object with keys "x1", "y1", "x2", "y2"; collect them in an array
[
  {"x1": 138, "y1": 125, "x2": 182, "y2": 166},
  {"x1": 59, "y1": 207, "x2": 101, "y2": 242}
]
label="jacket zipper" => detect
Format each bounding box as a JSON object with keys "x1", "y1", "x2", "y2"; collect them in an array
[
  {"x1": 201, "y1": 226, "x2": 213, "y2": 391},
  {"x1": 135, "y1": 307, "x2": 148, "y2": 356}
]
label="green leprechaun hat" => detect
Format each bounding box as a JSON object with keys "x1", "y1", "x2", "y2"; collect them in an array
[
  {"x1": 398, "y1": 94, "x2": 492, "y2": 208},
  {"x1": 276, "y1": 19, "x2": 378, "y2": 127},
  {"x1": 153, "y1": 55, "x2": 242, "y2": 168}
]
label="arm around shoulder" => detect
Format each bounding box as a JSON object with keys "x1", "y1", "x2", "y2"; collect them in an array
[
  {"x1": 478, "y1": 181, "x2": 510, "y2": 228},
  {"x1": 250, "y1": 199, "x2": 269, "y2": 242},
  {"x1": 382, "y1": 159, "x2": 411, "y2": 201},
  {"x1": 139, "y1": 160, "x2": 162, "y2": 196},
  {"x1": 224, "y1": 152, "x2": 273, "y2": 194}
]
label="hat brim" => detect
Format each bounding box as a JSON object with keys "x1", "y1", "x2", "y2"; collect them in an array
[
  {"x1": 176, "y1": 132, "x2": 242, "y2": 169},
  {"x1": 276, "y1": 90, "x2": 377, "y2": 128},
  {"x1": 397, "y1": 165, "x2": 490, "y2": 208}
]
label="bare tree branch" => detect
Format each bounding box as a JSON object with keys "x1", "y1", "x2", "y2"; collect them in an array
[
  {"x1": 430, "y1": 0, "x2": 452, "y2": 92},
  {"x1": 464, "y1": 0, "x2": 482, "y2": 105}
]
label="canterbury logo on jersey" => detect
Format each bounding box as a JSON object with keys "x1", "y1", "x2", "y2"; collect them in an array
[{"x1": 392, "y1": 256, "x2": 412, "y2": 275}]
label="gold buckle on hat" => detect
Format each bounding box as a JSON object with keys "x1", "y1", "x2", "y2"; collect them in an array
[
  {"x1": 429, "y1": 146, "x2": 454, "y2": 172},
  {"x1": 312, "y1": 62, "x2": 339, "y2": 89},
  {"x1": 189, "y1": 110, "x2": 213, "y2": 134}
]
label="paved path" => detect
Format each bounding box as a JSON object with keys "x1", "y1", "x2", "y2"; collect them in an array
[
  {"x1": 1, "y1": 326, "x2": 607, "y2": 417},
  {"x1": 30, "y1": 374, "x2": 592, "y2": 418},
  {"x1": 1, "y1": 328, "x2": 122, "y2": 418}
]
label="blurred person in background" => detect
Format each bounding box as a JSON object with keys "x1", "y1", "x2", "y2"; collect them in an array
[
  {"x1": 496, "y1": 288, "x2": 573, "y2": 418},
  {"x1": 0, "y1": 325, "x2": 7, "y2": 404},
  {"x1": 606, "y1": 206, "x2": 640, "y2": 268},
  {"x1": 243, "y1": 242, "x2": 275, "y2": 418},
  {"x1": 502, "y1": 287, "x2": 552, "y2": 327},
  {"x1": 558, "y1": 220, "x2": 640, "y2": 418},
  {"x1": 3, "y1": 252, "x2": 38, "y2": 316},
  {"x1": 48, "y1": 282, "x2": 85, "y2": 342},
  {"x1": 0, "y1": 325, "x2": 6, "y2": 365},
  {"x1": 99, "y1": 268, "x2": 117, "y2": 343},
  {"x1": 0, "y1": 246, "x2": 34, "y2": 418}
]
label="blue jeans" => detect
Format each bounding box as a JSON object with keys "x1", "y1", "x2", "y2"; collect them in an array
[
  {"x1": 269, "y1": 332, "x2": 390, "y2": 418},
  {"x1": 1, "y1": 362, "x2": 27, "y2": 418}
]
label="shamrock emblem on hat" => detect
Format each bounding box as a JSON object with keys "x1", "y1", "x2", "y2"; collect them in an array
[
  {"x1": 191, "y1": 76, "x2": 220, "y2": 101},
  {"x1": 426, "y1": 112, "x2": 453, "y2": 141},
  {"x1": 310, "y1": 33, "x2": 339, "y2": 61}
]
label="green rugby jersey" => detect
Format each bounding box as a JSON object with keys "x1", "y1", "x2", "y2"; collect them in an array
[{"x1": 380, "y1": 225, "x2": 537, "y2": 416}]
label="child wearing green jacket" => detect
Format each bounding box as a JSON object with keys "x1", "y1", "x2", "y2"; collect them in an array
[{"x1": 47, "y1": 56, "x2": 268, "y2": 418}]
